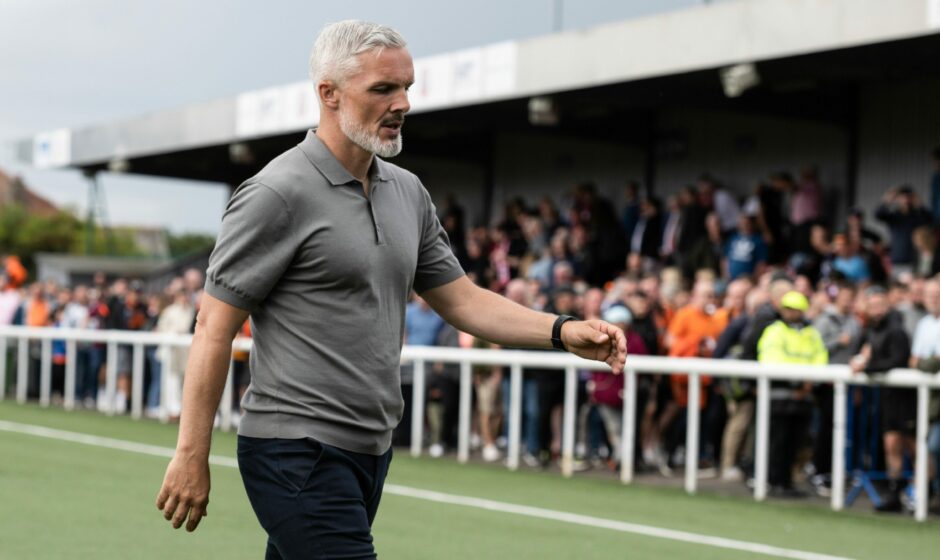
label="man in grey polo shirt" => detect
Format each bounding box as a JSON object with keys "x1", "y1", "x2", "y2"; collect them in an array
[{"x1": 156, "y1": 20, "x2": 626, "y2": 559}]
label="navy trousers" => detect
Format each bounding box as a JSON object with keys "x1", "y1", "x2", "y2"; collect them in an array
[{"x1": 237, "y1": 435, "x2": 393, "y2": 559}]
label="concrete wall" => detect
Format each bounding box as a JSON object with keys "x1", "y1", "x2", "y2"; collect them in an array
[
  {"x1": 856, "y1": 76, "x2": 940, "y2": 233},
  {"x1": 402, "y1": 75, "x2": 940, "y2": 234},
  {"x1": 653, "y1": 107, "x2": 849, "y2": 215},
  {"x1": 396, "y1": 153, "x2": 488, "y2": 226},
  {"x1": 492, "y1": 131, "x2": 645, "y2": 221}
]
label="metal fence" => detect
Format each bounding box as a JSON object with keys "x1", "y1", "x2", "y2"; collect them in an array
[{"x1": 1, "y1": 324, "x2": 938, "y2": 521}]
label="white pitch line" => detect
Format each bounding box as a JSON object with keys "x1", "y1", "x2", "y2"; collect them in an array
[
  {"x1": 0, "y1": 420, "x2": 239, "y2": 468},
  {"x1": 0, "y1": 420, "x2": 852, "y2": 560}
]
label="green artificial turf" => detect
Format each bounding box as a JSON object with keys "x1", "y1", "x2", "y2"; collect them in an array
[{"x1": 1, "y1": 400, "x2": 936, "y2": 559}]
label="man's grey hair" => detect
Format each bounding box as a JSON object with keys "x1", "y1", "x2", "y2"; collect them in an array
[{"x1": 309, "y1": 20, "x2": 407, "y2": 85}]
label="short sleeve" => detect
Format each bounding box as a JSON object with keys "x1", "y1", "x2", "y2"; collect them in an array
[
  {"x1": 412, "y1": 182, "x2": 464, "y2": 293},
  {"x1": 204, "y1": 182, "x2": 298, "y2": 311}
]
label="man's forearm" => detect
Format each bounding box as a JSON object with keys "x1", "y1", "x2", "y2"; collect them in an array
[
  {"x1": 439, "y1": 285, "x2": 556, "y2": 349},
  {"x1": 175, "y1": 328, "x2": 235, "y2": 460}
]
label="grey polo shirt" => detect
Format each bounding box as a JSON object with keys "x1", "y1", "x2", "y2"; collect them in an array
[{"x1": 205, "y1": 130, "x2": 464, "y2": 455}]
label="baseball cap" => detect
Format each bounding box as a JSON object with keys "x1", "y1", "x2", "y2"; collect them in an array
[
  {"x1": 780, "y1": 291, "x2": 809, "y2": 312},
  {"x1": 602, "y1": 305, "x2": 633, "y2": 325}
]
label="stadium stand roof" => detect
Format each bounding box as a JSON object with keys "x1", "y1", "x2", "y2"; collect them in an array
[{"x1": 13, "y1": 0, "x2": 940, "y2": 186}]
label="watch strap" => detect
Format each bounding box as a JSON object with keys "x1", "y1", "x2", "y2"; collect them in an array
[{"x1": 551, "y1": 315, "x2": 575, "y2": 351}]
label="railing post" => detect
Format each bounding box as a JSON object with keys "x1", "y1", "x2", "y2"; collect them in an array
[
  {"x1": 16, "y1": 337, "x2": 28, "y2": 404},
  {"x1": 915, "y1": 384, "x2": 930, "y2": 522},
  {"x1": 754, "y1": 376, "x2": 770, "y2": 501},
  {"x1": 64, "y1": 340, "x2": 77, "y2": 411},
  {"x1": 131, "y1": 343, "x2": 144, "y2": 419},
  {"x1": 0, "y1": 336, "x2": 7, "y2": 401},
  {"x1": 158, "y1": 344, "x2": 170, "y2": 424},
  {"x1": 39, "y1": 338, "x2": 52, "y2": 407},
  {"x1": 831, "y1": 380, "x2": 847, "y2": 511},
  {"x1": 507, "y1": 363, "x2": 522, "y2": 471},
  {"x1": 219, "y1": 359, "x2": 234, "y2": 432},
  {"x1": 621, "y1": 369, "x2": 637, "y2": 484},
  {"x1": 410, "y1": 359, "x2": 426, "y2": 458},
  {"x1": 561, "y1": 366, "x2": 577, "y2": 478},
  {"x1": 684, "y1": 372, "x2": 700, "y2": 494},
  {"x1": 105, "y1": 340, "x2": 118, "y2": 416},
  {"x1": 11, "y1": 326, "x2": 936, "y2": 523},
  {"x1": 457, "y1": 361, "x2": 472, "y2": 464}
]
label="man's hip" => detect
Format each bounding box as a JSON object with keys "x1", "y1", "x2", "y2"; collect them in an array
[{"x1": 237, "y1": 435, "x2": 393, "y2": 560}]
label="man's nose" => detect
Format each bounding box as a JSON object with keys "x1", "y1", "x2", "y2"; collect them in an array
[{"x1": 391, "y1": 88, "x2": 410, "y2": 115}]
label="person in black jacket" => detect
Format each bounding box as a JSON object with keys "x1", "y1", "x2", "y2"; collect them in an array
[
  {"x1": 628, "y1": 197, "x2": 663, "y2": 265},
  {"x1": 740, "y1": 277, "x2": 794, "y2": 361},
  {"x1": 675, "y1": 186, "x2": 709, "y2": 282},
  {"x1": 715, "y1": 286, "x2": 768, "y2": 480},
  {"x1": 875, "y1": 185, "x2": 932, "y2": 278},
  {"x1": 850, "y1": 286, "x2": 913, "y2": 512}
]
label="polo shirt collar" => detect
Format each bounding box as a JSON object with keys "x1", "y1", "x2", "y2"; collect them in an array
[{"x1": 298, "y1": 129, "x2": 390, "y2": 186}]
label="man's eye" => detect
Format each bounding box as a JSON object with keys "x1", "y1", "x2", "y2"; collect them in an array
[{"x1": 373, "y1": 86, "x2": 390, "y2": 93}]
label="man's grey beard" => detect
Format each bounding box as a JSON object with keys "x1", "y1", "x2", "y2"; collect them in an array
[{"x1": 339, "y1": 108, "x2": 403, "y2": 158}]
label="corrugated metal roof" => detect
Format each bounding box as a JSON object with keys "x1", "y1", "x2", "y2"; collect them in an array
[{"x1": 16, "y1": 0, "x2": 940, "y2": 170}]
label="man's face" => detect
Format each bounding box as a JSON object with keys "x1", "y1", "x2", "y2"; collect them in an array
[
  {"x1": 925, "y1": 282, "x2": 940, "y2": 315},
  {"x1": 628, "y1": 294, "x2": 649, "y2": 317},
  {"x1": 725, "y1": 281, "x2": 749, "y2": 311},
  {"x1": 335, "y1": 47, "x2": 413, "y2": 158},
  {"x1": 640, "y1": 277, "x2": 659, "y2": 300},
  {"x1": 691, "y1": 283, "x2": 716, "y2": 310},
  {"x1": 897, "y1": 192, "x2": 912, "y2": 210},
  {"x1": 554, "y1": 293, "x2": 575, "y2": 314},
  {"x1": 910, "y1": 278, "x2": 926, "y2": 305},
  {"x1": 583, "y1": 289, "x2": 603, "y2": 315},
  {"x1": 781, "y1": 307, "x2": 804, "y2": 323},
  {"x1": 833, "y1": 235, "x2": 850, "y2": 257},
  {"x1": 835, "y1": 287, "x2": 855, "y2": 313},
  {"x1": 184, "y1": 269, "x2": 203, "y2": 293},
  {"x1": 866, "y1": 293, "x2": 889, "y2": 323}
]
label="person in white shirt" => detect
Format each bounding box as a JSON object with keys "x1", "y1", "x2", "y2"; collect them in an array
[
  {"x1": 154, "y1": 289, "x2": 195, "y2": 419},
  {"x1": 910, "y1": 278, "x2": 940, "y2": 505}
]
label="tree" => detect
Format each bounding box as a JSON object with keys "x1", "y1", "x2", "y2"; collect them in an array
[
  {"x1": 0, "y1": 204, "x2": 82, "y2": 269},
  {"x1": 168, "y1": 232, "x2": 215, "y2": 258},
  {"x1": 0, "y1": 203, "x2": 145, "y2": 273}
]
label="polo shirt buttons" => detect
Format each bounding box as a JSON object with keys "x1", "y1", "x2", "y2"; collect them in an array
[{"x1": 366, "y1": 200, "x2": 386, "y2": 245}]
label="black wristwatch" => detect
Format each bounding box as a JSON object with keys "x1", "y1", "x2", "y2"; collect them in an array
[{"x1": 551, "y1": 315, "x2": 576, "y2": 351}]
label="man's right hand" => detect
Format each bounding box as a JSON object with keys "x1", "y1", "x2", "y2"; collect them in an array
[
  {"x1": 153, "y1": 293, "x2": 247, "y2": 533},
  {"x1": 156, "y1": 453, "x2": 211, "y2": 532}
]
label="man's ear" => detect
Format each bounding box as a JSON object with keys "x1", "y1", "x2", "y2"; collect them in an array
[{"x1": 318, "y1": 81, "x2": 340, "y2": 110}]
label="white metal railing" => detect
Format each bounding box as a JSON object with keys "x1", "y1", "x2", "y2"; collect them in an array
[{"x1": 1, "y1": 325, "x2": 938, "y2": 521}]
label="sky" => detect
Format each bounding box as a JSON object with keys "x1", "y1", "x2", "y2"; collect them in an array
[{"x1": 0, "y1": 0, "x2": 707, "y2": 234}]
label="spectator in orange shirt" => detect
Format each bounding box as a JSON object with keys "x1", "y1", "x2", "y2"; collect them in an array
[
  {"x1": 232, "y1": 319, "x2": 253, "y2": 420},
  {"x1": 660, "y1": 279, "x2": 729, "y2": 469},
  {"x1": 23, "y1": 283, "x2": 51, "y2": 399}
]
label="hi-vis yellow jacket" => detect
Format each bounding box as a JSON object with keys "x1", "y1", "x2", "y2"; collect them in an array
[{"x1": 757, "y1": 320, "x2": 828, "y2": 366}]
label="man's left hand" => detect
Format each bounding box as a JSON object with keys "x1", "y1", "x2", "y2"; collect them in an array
[{"x1": 561, "y1": 320, "x2": 628, "y2": 374}]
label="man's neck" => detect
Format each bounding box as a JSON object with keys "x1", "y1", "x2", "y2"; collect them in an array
[{"x1": 315, "y1": 125, "x2": 374, "y2": 189}]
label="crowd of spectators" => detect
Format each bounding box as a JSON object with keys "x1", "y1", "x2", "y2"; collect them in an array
[
  {"x1": 2, "y1": 149, "x2": 940, "y2": 514},
  {"x1": 404, "y1": 151, "x2": 940, "y2": 513},
  {"x1": 0, "y1": 265, "x2": 225, "y2": 419}
]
